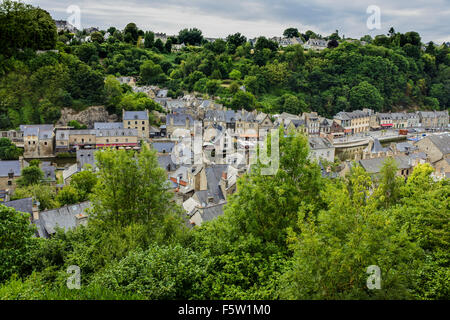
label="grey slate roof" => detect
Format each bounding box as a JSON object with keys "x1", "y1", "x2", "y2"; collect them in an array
[
  {"x1": 166, "y1": 113, "x2": 194, "y2": 126},
  {"x1": 200, "y1": 203, "x2": 225, "y2": 223},
  {"x1": 371, "y1": 139, "x2": 389, "y2": 153},
  {"x1": 359, "y1": 156, "x2": 413, "y2": 174},
  {"x1": 77, "y1": 149, "x2": 96, "y2": 170},
  {"x1": 152, "y1": 142, "x2": 175, "y2": 153},
  {"x1": 123, "y1": 111, "x2": 148, "y2": 121},
  {"x1": 42, "y1": 163, "x2": 56, "y2": 181},
  {"x1": 95, "y1": 129, "x2": 138, "y2": 137},
  {"x1": 20, "y1": 125, "x2": 54, "y2": 139},
  {"x1": 38, "y1": 201, "x2": 91, "y2": 237},
  {"x1": 0, "y1": 160, "x2": 21, "y2": 177},
  {"x1": 205, "y1": 165, "x2": 228, "y2": 203},
  {"x1": 166, "y1": 100, "x2": 185, "y2": 110},
  {"x1": 157, "y1": 155, "x2": 177, "y2": 171},
  {"x1": 225, "y1": 110, "x2": 236, "y2": 123},
  {"x1": 290, "y1": 119, "x2": 306, "y2": 128},
  {"x1": 427, "y1": 134, "x2": 450, "y2": 155},
  {"x1": 3, "y1": 197, "x2": 33, "y2": 215},
  {"x1": 396, "y1": 142, "x2": 418, "y2": 153},
  {"x1": 309, "y1": 136, "x2": 333, "y2": 150},
  {"x1": 94, "y1": 122, "x2": 124, "y2": 130},
  {"x1": 205, "y1": 110, "x2": 226, "y2": 122}
]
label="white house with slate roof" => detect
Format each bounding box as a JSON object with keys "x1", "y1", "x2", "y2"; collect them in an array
[{"x1": 304, "y1": 38, "x2": 328, "y2": 51}]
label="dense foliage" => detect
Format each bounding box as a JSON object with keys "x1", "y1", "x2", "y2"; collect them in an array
[
  {"x1": 1, "y1": 0, "x2": 449, "y2": 131},
  {"x1": 0, "y1": 1, "x2": 448, "y2": 300},
  {"x1": 0, "y1": 133, "x2": 448, "y2": 300}
]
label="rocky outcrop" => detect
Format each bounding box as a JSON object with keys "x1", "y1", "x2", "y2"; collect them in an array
[{"x1": 57, "y1": 106, "x2": 118, "y2": 128}]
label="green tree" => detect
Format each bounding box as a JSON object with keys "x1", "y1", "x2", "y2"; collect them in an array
[
  {"x1": 154, "y1": 38, "x2": 165, "y2": 53},
  {"x1": 283, "y1": 28, "x2": 300, "y2": 38},
  {"x1": 123, "y1": 23, "x2": 139, "y2": 44},
  {"x1": 229, "y1": 69, "x2": 242, "y2": 80},
  {"x1": 92, "y1": 245, "x2": 210, "y2": 299},
  {"x1": 90, "y1": 144, "x2": 182, "y2": 230},
  {"x1": 0, "y1": 138, "x2": 23, "y2": 160},
  {"x1": 90, "y1": 31, "x2": 104, "y2": 44},
  {"x1": 70, "y1": 165, "x2": 98, "y2": 201},
  {"x1": 12, "y1": 184, "x2": 57, "y2": 210},
  {"x1": 349, "y1": 81, "x2": 384, "y2": 111},
  {"x1": 144, "y1": 31, "x2": 154, "y2": 48},
  {"x1": 280, "y1": 166, "x2": 421, "y2": 299},
  {"x1": 0, "y1": 205, "x2": 36, "y2": 282},
  {"x1": 75, "y1": 43, "x2": 98, "y2": 63},
  {"x1": 230, "y1": 91, "x2": 256, "y2": 110},
  {"x1": 0, "y1": 1, "x2": 57, "y2": 56},
  {"x1": 55, "y1": 185, "x2": 80, "y2": 206},
  {"x1": 17, "y1": 166, "x2": 44, "y2": 187},
  {"x1": 282, "y1": 94, "x2": 307, "y2": 114},
  {"x1": 178, "y1": 28, "x2": 203, "y2": 46},
  {"x1": 191, "y1": 131, "x2": 324, "y2": 299},
  {"x1": 140, "y1": 60, "x2": 164, "y2": 85}
]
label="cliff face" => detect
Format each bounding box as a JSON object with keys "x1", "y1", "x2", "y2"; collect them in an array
[{"x1": 57, "y1": 106, "x2": 118, "y2": 128}]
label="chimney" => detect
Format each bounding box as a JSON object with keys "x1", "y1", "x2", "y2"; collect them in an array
[
  {"x1": 75, "y1": 213, "x2": 88, "y2": 227},
  {"x1": 222, "y1": 171, "x2": 227, "y2": 180},
  {"x1": 32, "y1": 200, "x2": 40, "y2": 221}
]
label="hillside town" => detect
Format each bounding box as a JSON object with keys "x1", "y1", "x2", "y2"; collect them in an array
[{"x1": 1, "y1": 82, "x2": 448, "y2": 237}]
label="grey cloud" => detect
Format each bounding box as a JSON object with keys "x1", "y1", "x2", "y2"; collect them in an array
[{"x1": 30, "y1": 0, "x2": 449, "y2": 43}]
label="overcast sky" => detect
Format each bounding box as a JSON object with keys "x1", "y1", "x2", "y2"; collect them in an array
[{"x1": 26, "y1": 0, "x2": 450, "y2": 43}]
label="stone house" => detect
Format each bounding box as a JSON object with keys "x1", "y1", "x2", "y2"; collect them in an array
[
  {"x1": 415, "y1": 134, "x2": 450, "y2": 164},
  {"x1": 95, "y1": 129, "x2": 139, "y2": 148},
  {"x1": 334, "y1": 110, "x2": 371, "y2": 134},
  {"x1": 358, "y1": 155, "x2": 416, "y2": 179},
  {"x1": 418, "y1": 111, "x2": 449, "y2": 128},
  {"x1": 0, "y1": 160, "x2": 21, "y2": 192},
  {"x1": 407, "y1": 113, "x2": 420, "y2": 128},
  {"x1": 391, "y1": 112, "x2": 409, "y2": 129},
  {"x1": 308, "y1": 136, "x2": 335, "y2": 163},
  {"x1": 123, "y1": 110, "x2": 150, "y2": 140},
  {"x1": 166, "y1": 113, "x2": 194, "y2": 138},
  {"x1": 20, "y1": 125, "x2": 54, "y2": 158},
  {"x1": 303, "y1": 38, "x2": 328, "y2": 51},
  {"x1": 302, "y1": 112, "x2": 320, "y2": 135}
]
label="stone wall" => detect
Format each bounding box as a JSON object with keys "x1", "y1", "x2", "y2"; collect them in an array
[{"x1": 57, "y1": 106, "x2": 118, "y2": 129}]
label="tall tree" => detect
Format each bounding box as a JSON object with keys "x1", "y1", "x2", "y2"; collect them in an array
[
  {"x1": 90, "y1": 144, "x2": 182, "y2": 229},
  {"x1": 178, "y1": 28, "x2": 203, "y2": 46},
  {"x1": 283, "y1": 28, "x2": 300, "y2": 38},
  {"x1": 0, "y1": 205, "x2": 36, "y2": 282}
]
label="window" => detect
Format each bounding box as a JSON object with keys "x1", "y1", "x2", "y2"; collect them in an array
[
  {"x1": 135, "y1": 121, "x2": 138, "y2": 125},
  {"x1": 106, "y1": 139, "x2": 109, "y2": 143},
  {"x1": 8, "y1": 180, "x2": 12, "y2": 186},
  {"x1": 128, "y1": 121, "x2": 130, "y2": 125},
  {"x1": 142, "y1": 121, "x2": 145, "y2": 124},
  {"x1": 142, "y1": 127, "x2": 145, "y2": 131},
  {"x1": 44, "y1": 141, "x2": 47, "y2": 145}
]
